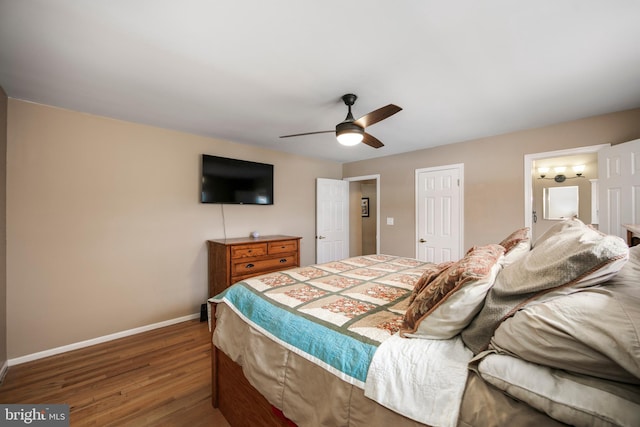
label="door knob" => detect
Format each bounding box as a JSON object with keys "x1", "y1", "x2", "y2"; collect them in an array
[
  {"x1": 419, "y1": 238, "x2": 427, "y2": 243},
  {"x1": 317, "y1": 235, "x2": 326, "y2": 239}
]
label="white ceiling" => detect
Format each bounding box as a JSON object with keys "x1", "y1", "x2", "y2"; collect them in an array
[{"x1": 2, "y1": 1, "x2": 640, "y2": 163}]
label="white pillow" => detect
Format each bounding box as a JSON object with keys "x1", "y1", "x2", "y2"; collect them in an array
[
  {"x1": 401, "y1": 244, "x2": 504, "y2": 339},
  {"x1": 500, "y1": 238, "x2": 530, "y2": 267},
  {"x1": 477, "y1": 353, "x2": 640, "y2": 427},
  {"x1": 406, "y1": 261, "x2": 502, "y2": 339}
]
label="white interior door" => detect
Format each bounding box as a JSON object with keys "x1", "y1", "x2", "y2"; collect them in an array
[
  {"x1": 316, "y1": 178, "x2": 349, "y2": 263},
  {"x1": 597, "y1": 138, "x2": 640, "y2": 239},
  {"x1": 416, "y1": 165, "x2": 463, "y2": 263}
]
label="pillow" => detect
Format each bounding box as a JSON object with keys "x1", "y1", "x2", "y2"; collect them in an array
[
  {"x1": 490, "y1": 244, "x2": 640, "y2": 384},
  {"x1": 498, "y1": 227, "x2": 530, "y2": 253},
  {"x1": 461, "y1": 218, "x2": 629, "y2": 354},
  {"x1": 498, "y1": 227, "x2": 530, "y2": 267},
  {"x1": 407, "y1": 261, "x2": 454, "y2": 305},
  {"x1": 401, "y1": 244, "x2": 504, "y2": 339},
  {"x1": 476, "y1": 353, "x2": 640, "y2": 427}
]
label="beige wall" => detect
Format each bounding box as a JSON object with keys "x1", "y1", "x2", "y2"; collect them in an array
[
  {"x1": 6, "y1": 100, "x2": 640, "y2": 360},
  {"x1": 348, "y1": 180, "x2": 377, "y2": 257},
  {"x1": 6, "y1": 100, "x2": 341, "y2": 358},
  {"x1": 348, "y1": 182, "x2": 362, "y2": 256},
  {"x1": 0, "y1": 87, "x2": 7, "y2": 369},
  {"x1": 343, "y1": 108, "x2": 640, "y2": 258},
  {"x1": 361, "y1": 182, "x2": 377, "y2": 255}
]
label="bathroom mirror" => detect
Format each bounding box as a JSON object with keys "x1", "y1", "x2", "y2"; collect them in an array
[{"x1": 544, "y1": 186, "x2": 579, "y2": 220}]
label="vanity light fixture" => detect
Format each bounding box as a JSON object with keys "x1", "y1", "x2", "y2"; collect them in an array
[
  {"x1": 537, "y1": 165, "x2": 586, "y2": 182},
  {"x1": 537, "y1": 167, "x2": 550, "y2": 178}
]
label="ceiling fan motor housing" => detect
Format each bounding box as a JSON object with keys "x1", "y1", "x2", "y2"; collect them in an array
[
  {"x1": 342, "y1": 93, "x2": 357, "y2": 106},
  {"x1": 336, "y1": 121, "x2": 364, "y2": 137}
]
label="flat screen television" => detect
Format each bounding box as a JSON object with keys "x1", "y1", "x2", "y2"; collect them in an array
[{"x1": 200, "y1": 154, "x2": 274, "y2": 205}]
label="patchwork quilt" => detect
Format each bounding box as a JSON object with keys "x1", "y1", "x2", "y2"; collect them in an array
[{"x1": 210, "y1": 254, "x2": 432, "y2": 387}]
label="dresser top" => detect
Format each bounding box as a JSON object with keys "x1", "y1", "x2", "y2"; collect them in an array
[
  {"x1": 208, "y1": 235, "x2": 301, "y2": 245},
  {"x1": 623, "y1": 224, "x2": 640, "y2": 235}
]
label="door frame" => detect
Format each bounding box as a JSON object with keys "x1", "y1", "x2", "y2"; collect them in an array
[
  {"x1": 523, "y1": 144, "x2": 609, "y2": 233},
  {"x1": 415, "y1": 163, "x2": 464, "y2": 260},
  {"x1": 344, "y1": 174, "x2": 380, "y2": 254}
]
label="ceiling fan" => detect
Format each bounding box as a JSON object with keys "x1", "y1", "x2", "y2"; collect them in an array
[{"x1": 279, "y1": 94, "x2": 402, "y2": 149}]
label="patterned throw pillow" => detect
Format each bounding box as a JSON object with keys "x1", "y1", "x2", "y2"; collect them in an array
[
  {"x1": 401, "y1": 244, "x2": 505, "y2": 339},
  {"x1": 498, "y1": 227, "x2": 530, "y2": 253},
  {"x1": 498, "y1": 227, "x2": 531, "y2": 267},
  {"x1": 407, "y1": 262, "x2": 454, "y2": 305}
]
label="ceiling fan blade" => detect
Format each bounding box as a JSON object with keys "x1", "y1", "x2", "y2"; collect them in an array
[
  {"x1": 362, "y1": 133, "x2": 384, "y2": 149},
  {"x1": 279, "y1": 130, "x2": 334, "y2": 138},
  {"x1": 354, "y1": 104, "x2": 402, "y2": 128}
]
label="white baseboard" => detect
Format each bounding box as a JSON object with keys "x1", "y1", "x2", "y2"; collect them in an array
[
  {"x1": 0, "y1": 360, "x2": 8, "y2": 384},
  {"x1": 8, "y1": 312, "x2": 200, "y2": 366}
]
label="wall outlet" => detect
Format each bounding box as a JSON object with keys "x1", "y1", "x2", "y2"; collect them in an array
[{"x1": 386, "y1": 217, "x2": 394, "y2": 225}]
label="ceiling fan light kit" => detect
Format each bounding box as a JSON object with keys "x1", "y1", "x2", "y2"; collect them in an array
[
  {"x1": 279, "y1": 93, "x2": 402, "y2": 149},
  {"x1": 336, "y1": 122, "x2": 364, "y2": 146}
]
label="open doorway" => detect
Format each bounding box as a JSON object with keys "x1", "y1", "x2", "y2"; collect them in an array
[
  {"x1": 344, "y1": 175, "x2": 380, "y2": 256},
  {"x1": 524, "y1": 145, "x2": 608, "y2": 240}
]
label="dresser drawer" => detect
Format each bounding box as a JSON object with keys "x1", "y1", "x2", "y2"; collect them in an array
[
  {"x1": 232, "y1": 255, "x2": 297, "y2": 276},
  {"x1": 208, "y1": 235, "x2": 301, "y2": 298},
  {"x1": 268, "y1": 240, "x2": 298, "y2": 254},
  {"x1": 231, "y1": 243, "x2": 267, "y2": 259}
]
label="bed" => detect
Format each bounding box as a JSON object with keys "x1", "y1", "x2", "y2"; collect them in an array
[{"x1": 208, "y1": 218, "x2": 640, "y2": 427}]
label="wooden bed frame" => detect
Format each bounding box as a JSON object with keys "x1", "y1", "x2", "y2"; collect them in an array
[{"x1": 210, "y1": 304, "x2": 295, "y2": 427}]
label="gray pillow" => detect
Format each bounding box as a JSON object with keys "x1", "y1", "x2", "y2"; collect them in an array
[
  {"x1": 491, "y1": 245, "x2": 640, "y2": 384},
  {"x1": 461, "y1": 218, "x2": 629, "y2": 354}
]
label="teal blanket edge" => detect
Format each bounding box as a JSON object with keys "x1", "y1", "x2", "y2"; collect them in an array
[{"x1": 211, "y1": 284, "x2": 378, "y2": 384}]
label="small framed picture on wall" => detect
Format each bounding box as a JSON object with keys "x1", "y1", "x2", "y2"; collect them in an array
[{"x1": 361, "y1": 197, "x2": 369, "y2": 217}]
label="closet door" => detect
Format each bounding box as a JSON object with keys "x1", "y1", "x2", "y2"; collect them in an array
[
  {"x1": 415, "y1": 164, "x2": 463, "y2": 263},
  {"x1": 316, "y1": 178, "x2": 349, "y2": 263},
  {"x1": 597, "y1": 138, "x2": 640, "y2": 239}
]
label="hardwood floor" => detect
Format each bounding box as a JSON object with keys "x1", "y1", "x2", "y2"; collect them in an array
[{"x1": 0, "y1": 319, "x2": 230, "y2": 426}]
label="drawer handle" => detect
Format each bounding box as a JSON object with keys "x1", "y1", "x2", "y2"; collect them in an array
[
  {"x1": 245, "y1": 263, "x2": 254, "y2": 268},
  {"x1": 279, "y1": 258, "x2": 287, "y2": 263},
  {"x1": 248, "y1": 250, "x2": 252, "y2": 253}
]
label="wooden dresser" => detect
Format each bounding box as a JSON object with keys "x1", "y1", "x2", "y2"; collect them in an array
[
  {"x1": 623, "y1": 224, "x2": 640, "y2": 247},
  {"x1": 207, "y1": 235, "x2": 301, "y2": 298}
]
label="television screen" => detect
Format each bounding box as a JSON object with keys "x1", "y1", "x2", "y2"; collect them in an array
[{"x1": 201, "y1": 155, "x2": 274, "y2": 205}]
